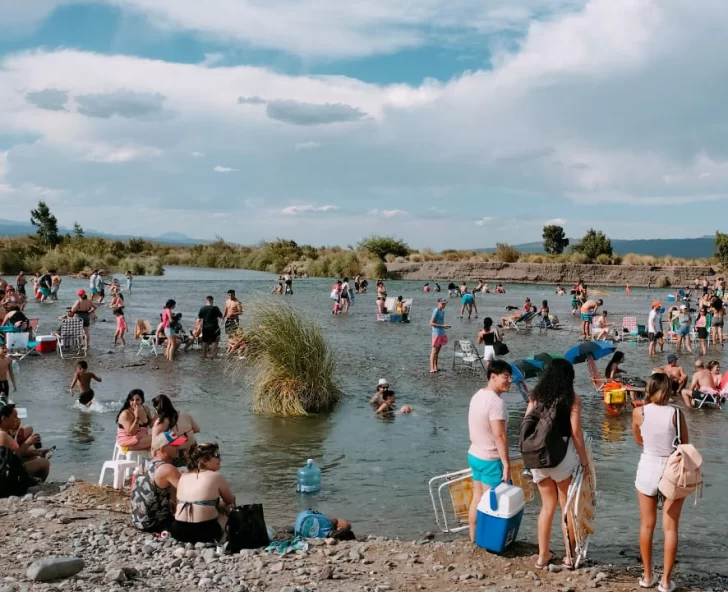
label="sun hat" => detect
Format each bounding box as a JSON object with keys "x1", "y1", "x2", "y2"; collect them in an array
[
  {"x1": 377, "y1": 378, "x2": 389, "y2": 387},
  {"x1": 77, "y1": 289, "x2": 86, "y2": 296},
  {"x1": 667, "y1": 354, "x2": 678, "y2": 363},
  {"x1": 151, "y1": 431, "x2": 187, "y2": 452}
]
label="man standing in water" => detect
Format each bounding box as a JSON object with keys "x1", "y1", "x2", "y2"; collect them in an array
[
  {"x1": 580, "y1": 298, "x2": 603, "y2": 340},
  {"x1": 198, "y1": 296, "x2": 223, "y2": 360},
  {"x1": 430, "y1": 298, "x2": 450, "y2": 373},
  {"x1": 647, "y1": 301, "x2": 664, "y2": 356},
  {"x1": 69, "y1": 361, "x2": 102, "y2": 407},
  {"x1": 15, "y1": 271, "x2": 26, "y2": 296},
  {"x1": 223, "y1": 290, "x2": 243, "y2": 334},
  {"x1": 0, "y1": 345, "x2": 17, "y2": 399}
]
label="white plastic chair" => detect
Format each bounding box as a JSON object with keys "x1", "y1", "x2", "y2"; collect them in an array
[
  {"x1": 452, "y1": 340, "x2": 486, "y2": 375},
  {"x1": 98, "y1": 443, "x2": 151, "y2": 489}
]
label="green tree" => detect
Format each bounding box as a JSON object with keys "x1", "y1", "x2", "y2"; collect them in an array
[
  {"x1": 30, "y1": 201, "x2": 60, "y2": 248},
  {"x1": 127, "y1": 237, "x2": 146, "y2": 254},
  {"x1": 715, "y1": 231, "x2": 728, "y2": 267},
  {"x1": 73, "y1": 222, "x2": 84, "y2": 239},
  {"x1": 357, "y1": 236, "x2": 409, "y2": 260},
  {"x1": 573, "y1": 229, "x2": 613, "y2": 263},
  {"x1": 542, "y1": 225, "x2": 569, "y2": 255}
]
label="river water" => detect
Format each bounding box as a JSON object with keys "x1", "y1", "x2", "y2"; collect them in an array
[{"x1": 7, "y1": 267, "x2": 727, "y2": 575}]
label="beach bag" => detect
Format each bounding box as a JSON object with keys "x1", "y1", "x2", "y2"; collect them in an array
[
  {"x1": 0, "y1": 446, "x2": 35, "y2": 498},
  {"x1": 224, "y1": 504, "x2": 270, "y2": 554},
  {"x1": 519, "y1": 403, "x2": 569, "y2": 469},
  {"x1": 493, "y1": 341, "x2": 509, "y2": 356},
  {"x1": 295, "y1": 510, "x2": 334, "y2": 538},
  {"x1": 659, "y1": 408, "x2": 703, "y2": 502}
]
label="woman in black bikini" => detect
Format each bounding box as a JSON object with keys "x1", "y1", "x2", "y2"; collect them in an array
[{"x1": 171, "y1": 442, "x2": 236, "y2": 544}]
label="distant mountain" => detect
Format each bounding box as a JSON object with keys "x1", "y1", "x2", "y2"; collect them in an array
[
  {"x1": 480, "y1": 236, "x2": 716, "y2": 259},
  {"x1": 0, "y1": 218, "x2": 209, "y2": 246}
]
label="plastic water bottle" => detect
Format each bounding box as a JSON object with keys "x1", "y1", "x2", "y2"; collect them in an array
[
  {"x1": 296, "y1": 459, "x2": 321, "y2": 493},
  {"x1": 11, "y1": 361, "x2": 19, "y2": 374}
]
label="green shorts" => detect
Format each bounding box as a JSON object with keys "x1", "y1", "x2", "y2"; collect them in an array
[{"x1": 468, "y1": 454, "x2": 504, "y2": 487}]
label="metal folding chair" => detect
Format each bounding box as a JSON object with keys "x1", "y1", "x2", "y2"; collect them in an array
[{"x1": 452, "y1": 340, "x2": 486, "y2": 375}]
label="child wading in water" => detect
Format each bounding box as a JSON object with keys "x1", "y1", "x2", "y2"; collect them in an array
[
  {"x1": 114, "y1": 307, "x2": 127, "y2": 346},
  {"x1": 69, "y1": 361, "x2": 102, "y2": 407}
]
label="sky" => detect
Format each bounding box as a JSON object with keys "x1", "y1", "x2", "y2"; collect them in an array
[{"x1": 0, "y1": 0, "x2": 727, "y2": 249}]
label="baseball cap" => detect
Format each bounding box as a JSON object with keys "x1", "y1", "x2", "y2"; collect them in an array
[
  {"x1": 151, "y1": 431, "x2": 187, "y2": 452},
  {"x1": 667, "y1": 354, "x2": 678, "y2": 363},
  {"x1": 437, "y1": 297, "x2": 447, "y2": 303},
  {"x1": 77, "y1": 289, "x2": 86, "y2": 296},
  {"x1": 378, "y1": 378, "x2": 389, "y2": 387},
  {"x1": 652, "y1": 301, "x2": 661, "y2": 308},
  {"x1": 679, "y1": 304, "x2": 687, "y2": 310}
]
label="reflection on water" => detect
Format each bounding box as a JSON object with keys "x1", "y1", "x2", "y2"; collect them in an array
[{"x1": 6, "y1": 267, "x2": 728, "y2": 576}]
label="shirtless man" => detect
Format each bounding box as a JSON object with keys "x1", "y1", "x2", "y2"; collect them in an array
[
  {"x1": 374, "y1": 390, "x2": 412, "y2": 415},
  {"x1": 681, "y1": 360, "x2": 719, "y2": 408},
  {"x1": 580, "y1": 299, "x2": 603, "y2": 340},
  {"x1": 0, "y1": 345, "x2": 17, "y2": 399},
  {"x1": 50, "y1": 270, "x2": 62, "y2": 301},
  {"x1": 69, "y1": 361, "x2": 102, "y2": 407},
  {"x1": 223, "y1": 290, "x2": 243, "y2": 333},
  {"x1": 654, "y1": 354, "x2": 687, "y2": 394},
  {"x1": 15, "y1": 271, "x2": 26, "y2": 296}
]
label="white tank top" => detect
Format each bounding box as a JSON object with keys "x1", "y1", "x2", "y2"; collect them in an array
[{"x1": 640, "y1": 404, "x2": 677, "y2": 458}]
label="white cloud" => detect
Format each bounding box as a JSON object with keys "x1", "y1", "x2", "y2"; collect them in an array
[
  {"x1": 213, "y1": 165, "x2": 238, "y2": 173},
  {"x1": 201, "y1": 52, "x2": 225, "y2": 67},
  {"x1": 82, "y1": 142, "x2": 163, "y2": 163},
  {"x1": 475, "y1": 217, "x2": 495, "y2": 226},
  {"x1": 294, "y1": 141, "x2": 321, "y2": 152},
  {"x1": 191, "y1": 151, "x2": 205, "y2": 158},
  {"x1": 545, "y1": 218, "x2": 567, "y2": 226},
  {"x1": 368, "y1": 208, "x2": 408, "y2": 218},
  {"x1": 281, "y1": 204, "x2": 338, "y2": 215}
]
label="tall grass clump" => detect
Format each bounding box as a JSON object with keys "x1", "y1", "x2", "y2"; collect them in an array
[{"x1": 235, "y1": 302, "x2": 340, "y2": 417}]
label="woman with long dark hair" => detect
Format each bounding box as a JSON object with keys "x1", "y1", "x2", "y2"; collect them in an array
[
  {"x1": 116, "y1": 389, "x2": 154, "y2": 451},
  {"x1": 162, "y1": 300, "x2": 178, "y2": 361},
  {"x1": 477, "y1": 317, "x2": 502, "y2": 367},
  {"x1": 151, "y1": 394, "x2": 200, "y2": 451},
  {"x1": 523, "y1": 359, "x2": 590, "y2": 570},
  {"x1": 604, "y1": 351, "x2": 626, "y2": 380}
]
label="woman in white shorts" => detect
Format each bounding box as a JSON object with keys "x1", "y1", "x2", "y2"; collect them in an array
[
  {"x1": 632, "y1": 373, "x2": 689, "y2": 592},
  {"x1": 477, "y1": 317, "x2": 502, "y2": 366},
  {"x1": 524, "y1": 359, "x2": 590, "y2": 571}
]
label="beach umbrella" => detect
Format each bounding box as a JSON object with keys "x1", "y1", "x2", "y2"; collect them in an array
[
  {"x1": 511, "y1": 359, "x2": 544, "y2": 380},
  {"x1": 508, "y1": 362, "x2": 526, "y2": 384},
  {"x1": 531, "y1": 352, "x2": 564, "y2": 366},
  {"x1": 564, "y1": 340, "x2": 616, "y2": 365}
]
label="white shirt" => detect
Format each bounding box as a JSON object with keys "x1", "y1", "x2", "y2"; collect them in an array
[
  {"x1": 89, "y1": 273, "x2": 97, "y2": 289},
  {"x1": 648, "y1": 309, "x2": 662, "y2": 333}
]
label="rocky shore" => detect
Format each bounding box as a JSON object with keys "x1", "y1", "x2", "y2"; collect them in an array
[
  {"x1": 386, "y1": 262, "x2": 715, "y2": 287},
  {"x1": 0, "y1": 481, "x2": 721, "y2": 592}
]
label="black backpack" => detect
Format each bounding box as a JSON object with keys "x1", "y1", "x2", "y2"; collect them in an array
[
  {"x1": 224, "y1": 504, "x2": 270, "y2": 554},
  {"x1": 0, "y1": 446, "x2": 35, "y2": 498},
  {"x1": 519, "y1": 403, "x2": 569, "y2": 469}
]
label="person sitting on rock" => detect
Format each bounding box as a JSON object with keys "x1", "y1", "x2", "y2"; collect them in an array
[
  {"x1": 0, "y1": 399, "x2": 51, "y2": 482},
  {"x1": 131, "y1": 431, "x2": 184, "y2": 533},
  {"x1": 171, "y1": 442, "x2": 236, "y2": 544}
]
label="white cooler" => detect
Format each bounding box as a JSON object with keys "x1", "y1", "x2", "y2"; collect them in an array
[{"x1": 475, "y1": 482, "x2": 525, "y2": 553}]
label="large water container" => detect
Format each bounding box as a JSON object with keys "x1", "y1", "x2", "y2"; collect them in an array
[{"x1": 296, "y1": 459, "x2": 321, "y2": 493}]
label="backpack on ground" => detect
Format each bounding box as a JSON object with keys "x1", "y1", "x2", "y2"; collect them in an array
[
  {"x1": 295, "y1": 509, "x2": 334, "y2": 538},
  {"x1": 224, "y1": 504, "x2": 270, "y2": 554},
  {"x1": 659, "y1": 408, "x2": 703, "y2": 502},
  {"x1": 0, "y1": 446, "x2": 35, "y2": 498},
  {"x1": 519, "y1": 403, "x2": 569, "y2": 469}
]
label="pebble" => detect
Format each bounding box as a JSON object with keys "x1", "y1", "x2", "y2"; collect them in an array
[
  {"x1": 104, "y1": 568, "x2": 126, "y2": 583},
  {"x1": 26, "y1": 557, "x2": 84, "y2": 582}
]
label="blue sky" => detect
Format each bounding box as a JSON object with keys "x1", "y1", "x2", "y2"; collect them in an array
[{"x1": 0, "y1": 0, "x2": 727, "y2": 249}]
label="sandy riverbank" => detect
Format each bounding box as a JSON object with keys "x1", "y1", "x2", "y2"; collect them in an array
[
  {"x1": 0, "y1": 481, "x2": 719, "y2": 592},
  {"x1": 386, "y1": 262, "x2": 715, "y2": 288}
]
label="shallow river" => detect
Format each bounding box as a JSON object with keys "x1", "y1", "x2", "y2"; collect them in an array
[{"x1": 7, "y1": 267, "x2": 727, "y2": 575}]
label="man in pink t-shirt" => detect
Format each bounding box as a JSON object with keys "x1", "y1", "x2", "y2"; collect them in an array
[{"x1": 467, "y1": 359, "x2": 512, "y2": 542}]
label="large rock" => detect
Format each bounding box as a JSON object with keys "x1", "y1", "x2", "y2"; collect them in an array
[{"x1": 27, "y1": 557, "x2": 84, "y2": 581}]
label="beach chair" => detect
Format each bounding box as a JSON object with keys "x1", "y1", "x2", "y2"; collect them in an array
[
  {"x1": 452, "y1": 340, "x2": 486, "y2": 375},
  {"x1": 98, "y1": 442, "x2": 151, "y2": 489},
  {"x1": 586, "y1": 356, "x2": 610, "y2": 393},
  {"x1": 693, "y1": 390, "x2": 721, "y2": 410},
  {"x1": 562, "y1": 436, "x2": 598, "y2": 569},
  {"x1": 57, "y1": 316, "x2": 87, "y2": 359},
  {"x1": 621, "y1": 317, "x2": 639, "y2": 341},
  {"x1": 135, "y1": 319, "x2": 159, "y2": 356},
  {"x1": 429, "y1": 459, "x2": 534, "y2": 534},
  {"x1": 507, "y1": 310, "x2": 538, "y2": 331},
  {"x1": 5, "y1": 332, "x2": 30, "y2": 358}
]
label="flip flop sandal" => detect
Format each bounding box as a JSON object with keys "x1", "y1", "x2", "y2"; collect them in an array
[
  {"x1": 658, "y1": 581, "x2": 676, "y2": 592},
  {"x1": 639, "y1": 575, "x2": 658, "y2": 588},
  {"x1": 534, "y1": 553, "x2": 554, "y2": 570}
]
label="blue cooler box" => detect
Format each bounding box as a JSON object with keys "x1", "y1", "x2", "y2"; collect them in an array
[{"x1": 475, "y1": 482, "x2": 525, "y2": 553}]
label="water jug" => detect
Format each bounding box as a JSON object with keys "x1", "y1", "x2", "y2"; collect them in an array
[
  {"x1": 296, "y1": 459, "x2": 321, "y2": 493},
  {"x1": 11, "y1": 361, "x2": 19, "y2": 374}
]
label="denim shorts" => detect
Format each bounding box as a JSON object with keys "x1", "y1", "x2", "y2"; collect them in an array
[{"x1": 468, "y1": 454, "x2": 504, "y2": 487}]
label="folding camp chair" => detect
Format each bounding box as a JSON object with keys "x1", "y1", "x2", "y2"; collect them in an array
[
  {"x1": 507, "y1": 311, "x2": 538, "y2": 331},
  {"x1": 586, "y1": 356, "x2": 609, "y2": 393},
  {"x1": 562, "y1": 436, "x2": 598, "y2": 569},
  {"x1": 429, "y1": 458, "x2": 534, "y2": 534},
  {"x1": 621, "y1": 316, "x2": 639, "y2": 341},
  {"x1": 452, "y1": 340, "x2": 486, "y2": 375},
  {"x1": 57, "y1": 316, "x2": 87, "y2": 359},
  {"x1": 692, "y1": 390, "x2": 722, "y2": 409},
  {"x1": 135, "y1": 319, "x2": 159, "y2": 356}
]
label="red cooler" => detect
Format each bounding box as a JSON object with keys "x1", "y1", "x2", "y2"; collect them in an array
[{"x1": 36, "y1": 335, "x2": 57, "y2": 353}]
